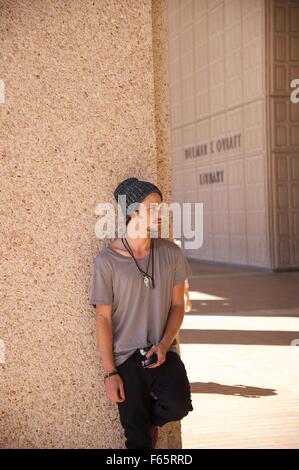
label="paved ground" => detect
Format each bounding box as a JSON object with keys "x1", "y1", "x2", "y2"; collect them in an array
[{"x1": 180, "y1": 260, "x2": 299, "y2": 449}]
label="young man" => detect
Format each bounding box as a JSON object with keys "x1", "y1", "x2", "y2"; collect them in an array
[{"x1": 89, "y1": 177, "x2": 193, "y2": 449}]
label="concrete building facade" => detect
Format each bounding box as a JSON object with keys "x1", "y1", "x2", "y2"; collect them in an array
[{"x1": 166, "y1": 0, "x2": 299, "y2": 270}]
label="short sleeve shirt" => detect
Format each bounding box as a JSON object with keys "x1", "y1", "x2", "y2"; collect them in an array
[{"x1": 88, "y1": 237, "x2": 192, "y2": 367}]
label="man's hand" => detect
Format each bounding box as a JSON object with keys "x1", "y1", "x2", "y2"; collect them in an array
[
  {"x1": 104, "y1": 374, "x2": 125, "y2": 403},
  {"x1": 184, "y1": 294, "x2": 192, "y2": 313},
  {"x1": 145, "y1": 343, "x2": 167, "y2": 368}
]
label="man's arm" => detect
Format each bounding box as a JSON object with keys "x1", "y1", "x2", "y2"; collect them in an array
[
  {"x1": 145, "y1": 281, "x2": 185, "y2": 367},
  {"x1": 95, "y1": 304, "x2": 125, "y2": 403},
  {"x1": 184, "y1": 279, "x2": 192, "y2": 313},
  {"x1": 95, "y1": 304, "x2": 116, "y2": 373},
  {"x1": 159, "y1": 280, "x2": 185, "y2": 350}
]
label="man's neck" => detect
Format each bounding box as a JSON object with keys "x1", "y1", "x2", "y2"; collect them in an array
[{"x1": 123, "y1": 232, "x2": 151, "y2": 253}]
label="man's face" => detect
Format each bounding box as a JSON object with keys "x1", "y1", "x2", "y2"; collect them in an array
[{"x1": 129, "y1": 192, "x2": 163, "y2": 235}]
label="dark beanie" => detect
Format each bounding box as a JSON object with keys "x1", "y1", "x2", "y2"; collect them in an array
[{"x1": 114, "y1": 177, "x2": 163, "y2": 224}]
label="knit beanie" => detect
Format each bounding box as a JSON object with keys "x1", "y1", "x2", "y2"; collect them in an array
[{"x1": 114, "y1": 177, "x2": 163, "y2": 225}]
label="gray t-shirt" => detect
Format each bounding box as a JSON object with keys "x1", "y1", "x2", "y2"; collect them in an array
[{"x1": 88, "y1": 237, "x2": 192, "y2": 367}]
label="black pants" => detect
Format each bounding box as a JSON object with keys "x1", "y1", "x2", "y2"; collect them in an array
[{"x1": 116, "y1": 349, "x2": 193, "y2": 449}]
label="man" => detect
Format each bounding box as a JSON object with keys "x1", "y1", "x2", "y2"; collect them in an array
[{"x1": 89, "y1": 177, "x2": 193, "y2": 449}]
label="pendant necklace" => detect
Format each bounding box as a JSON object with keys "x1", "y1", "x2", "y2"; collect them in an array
[{"x1": 121, "y1": 236, "x2": 155, "y2": 288}]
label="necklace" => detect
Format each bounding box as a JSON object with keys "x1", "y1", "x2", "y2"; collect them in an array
[{"x1": 121, "y1": 236, "x2": 155, "y2": 288}]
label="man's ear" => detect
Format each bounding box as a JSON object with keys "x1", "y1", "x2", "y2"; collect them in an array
[{"x1": 130, "y1": 209, "x2": 139, "y2": 218}]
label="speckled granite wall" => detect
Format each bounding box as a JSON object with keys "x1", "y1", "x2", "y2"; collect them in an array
[{"x1": 0, "y1": 0, "x2": 181, "y2": 448}]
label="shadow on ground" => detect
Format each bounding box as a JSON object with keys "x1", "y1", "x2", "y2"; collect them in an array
[{"x1": 190, "y1": 381, "x2": 277, "y2": 398}]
